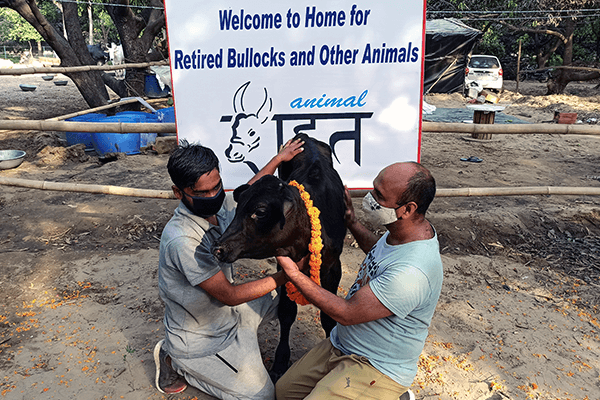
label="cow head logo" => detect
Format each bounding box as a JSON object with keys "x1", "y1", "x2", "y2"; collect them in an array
[{"x1": 223, "y1": 81, "x2": 273, "y2": 173}]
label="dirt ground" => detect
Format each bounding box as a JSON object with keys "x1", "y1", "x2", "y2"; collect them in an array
[{"x1": 1, "y1": 74, "x2": 599, "y2": 400}]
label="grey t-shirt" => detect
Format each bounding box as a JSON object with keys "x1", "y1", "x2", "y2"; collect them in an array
[{"x1": 158, "y1": 193, "x2": 238, "y2": 359}]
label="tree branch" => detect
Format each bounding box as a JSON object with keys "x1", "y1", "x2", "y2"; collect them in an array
[
  {"x1": 498, "y1": 21, "x2": 568, "y2": 44},
  {"x1": 139, "y1": 1, "x2": 165, "y2": 51}
]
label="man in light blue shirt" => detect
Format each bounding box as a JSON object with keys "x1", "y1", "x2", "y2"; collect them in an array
[{"x1": 276, "y1": 162, "x2": 443, "y2": 400}]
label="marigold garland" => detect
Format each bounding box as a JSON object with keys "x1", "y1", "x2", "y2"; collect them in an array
[{"x1": 285, "y1": 180, "x2": 323, "y2": 305}]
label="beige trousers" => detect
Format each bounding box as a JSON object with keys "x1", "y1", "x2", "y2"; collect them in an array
[{"x1": 275, "y1": 338, "x2": 409, "y2": 400}]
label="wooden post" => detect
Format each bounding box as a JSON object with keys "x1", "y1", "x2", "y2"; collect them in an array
[
  {"x1": 516, "y1": 39, "x2": 522, "y2": 94},
  {"x1": 466, "y1": 104, "x2": 505, "y2": 140},
  {"x1": 472, "y1": 110, "x2": 496, "y2": 140},
  {"x1": 473, "y1": 110, "x2": 495, "y2": 125}
]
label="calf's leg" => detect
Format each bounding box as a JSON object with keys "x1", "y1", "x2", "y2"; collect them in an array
[
  {"x1": 318, "y1": 258, "x2": 342, "y2": 336},
  {"x1": 270, "y1": 284, "x2": 297, "y2": 382},
  {"x1": 269, "y1": 257, "x2": 342, "y2": 382}
]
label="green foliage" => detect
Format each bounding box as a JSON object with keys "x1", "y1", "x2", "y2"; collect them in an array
[
  {"x1": 427, "y1": 0, "x2": 600, "y2": 66},
  {"x1": 572, "y1": 19, "x2": 600, "y2": 62},
  {"x1": 37, "y1": 0, "x2": 62, "y2": 23},
  {"x1": 0, "y1": 55, "x2": 20, "y2": 63},
  {"x1": 547, "y1": 53, "x2": 563, "y2": 66},
  {"x1": 123, "y1": 344, "x2": 136, "y2": 361},
  {"x1": 0, "y1": 9, "x2": 43, "y2": 44},
  {"x1": 75, "y1": 2, "x2": 118, "y2": 44},
  {"x1": 572, "y1": 45, "x2": 593, "y2": 62},
  {"x1": 95, "y1": 9, "x2": 119, "y2": 44},
  {"x1": 517, "y1": 34, "x2": 531, "y2": 48},
  {"x1": 477, "y1": 28, "x2": 505, "y2": 58}
]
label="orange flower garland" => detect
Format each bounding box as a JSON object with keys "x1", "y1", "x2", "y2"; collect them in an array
[{"x1": 285, "y1": 180, "x2": 323, "y2": 305}]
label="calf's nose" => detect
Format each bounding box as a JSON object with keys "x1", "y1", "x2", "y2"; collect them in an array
[
  {"x1": 212, "y1": 244, "x2": 225, "y2": 261},
  {"x1": 212, "y1": 239, "x2": 243, "y2": 263}
]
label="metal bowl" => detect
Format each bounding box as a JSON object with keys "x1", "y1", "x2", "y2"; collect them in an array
[
  {"x1": 19, "y1": 84, "x2": 37, "y2": 91},
  {"x1": 0, "y1": 150, "x2": 26, "y2": 170},
  {"x1": 54, "y1": 80, "x2": 68, "y2": 86},
  {"x1": 42, "y1": 75, "x2": 54, "y2": 81}
]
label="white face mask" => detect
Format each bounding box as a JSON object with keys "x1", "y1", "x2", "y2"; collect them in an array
[{"x1": 362, "y1": 192, "x2": 399, "y2": 226}]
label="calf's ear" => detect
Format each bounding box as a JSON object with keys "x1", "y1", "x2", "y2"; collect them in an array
[
  {"x1": 279, "y1": 213, "x2": 286, "y2": 230},
  {"x1": 278, "y1": 182, "x2": 290, "y2": 230},
  {"x1": 277, "y1": 199, "x2": 296, "y2": 230},
  {"x1": 233, "y1": 184, "x2": 251, "y2": 202},
  {"x1": 280, "y1": 199, "x2": 296, "y2": 230}
]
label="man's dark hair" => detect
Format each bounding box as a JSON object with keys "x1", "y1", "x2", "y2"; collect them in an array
[
  {"x1": 167, "y1": 140, "x2": 220, "y2": 189},
  {"x1": 396, "y1": 162, "x2": 436, "y2": 215}
]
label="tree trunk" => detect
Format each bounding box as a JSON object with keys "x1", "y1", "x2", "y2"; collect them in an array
[
  {"x1": 535, "y1": 34, "x2": 545, "y2": 68},
  {"x1": 596, "y1": 20, "x2": 600, "y2": 61},
  {"x1": 546, "y1": 17, "x2": 592, "y2": 95},
  {"x1": 536, "y1": 35, "x2": 562, "y2": 69},
  {"x1": 62, "y1": 2, "x2": 110, "y2": 107},
  {"x1": 104, "y1": 0, "x2": 166, "y2": 101},
  {"x1": 562, "y1": 18, "x2": 575, "y2": 66},
  {"x1": 0, "y1": 0, "x2": 165, "y2": 109},
  {"x1": 547, "y1": 69, "x2": 600, "y2": 94},
  {"x1": 2, "y1": 0, "x2": 109, "y2": 108}
]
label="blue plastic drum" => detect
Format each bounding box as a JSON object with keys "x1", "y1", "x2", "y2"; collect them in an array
[
  {"x1": 157, "y1": 107, "x2": 175, "y2": 123},
  {"x1": 91, "y1": 112, "x2": 160, "y2": 155},
  {"x1": 65, "y1": 113, "x2": 107, "y2": 149}
]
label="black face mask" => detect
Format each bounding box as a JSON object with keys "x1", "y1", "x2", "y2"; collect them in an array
[{"x1": 180, "y1": 187, "x2": 226, "y2": 218}]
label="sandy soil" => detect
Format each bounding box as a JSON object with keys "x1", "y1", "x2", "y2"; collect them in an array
[{"x1": 1, "y1": 74, "x2": 599, "y2": 400}]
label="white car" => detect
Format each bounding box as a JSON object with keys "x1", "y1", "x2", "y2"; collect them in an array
[{"x1": 464, "y1": 55, "x2": 503, "y2": 93}]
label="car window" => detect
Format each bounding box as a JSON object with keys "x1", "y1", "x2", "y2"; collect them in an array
[{"x1": 469, "y1": 57, "x2": 499, "y2": 69}]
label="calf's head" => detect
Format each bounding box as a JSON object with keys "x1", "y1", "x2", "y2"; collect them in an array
[{"x1": 213, "y1": 175, "x2": 310, "y2": 263}]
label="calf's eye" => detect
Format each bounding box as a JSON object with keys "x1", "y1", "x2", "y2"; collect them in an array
[{"x1": 253, "y1": 208, "x2": 267, "y2": 219}]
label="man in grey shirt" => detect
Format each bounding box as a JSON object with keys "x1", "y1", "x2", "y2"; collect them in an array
[{"x1": 155, "y1": 139, "x2": 303, "y2": 399}]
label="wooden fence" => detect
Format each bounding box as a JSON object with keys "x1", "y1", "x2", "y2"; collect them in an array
[
  {"x1": 1, "y1": 177, "x2": 599, "y2": 199},
  {"x1": 0, "y1": 60, "x2": 168, "y2": 76},
  {"x1": 0, "y1": 63, "x2": 598, "y2": 198},
  {"x1": 2, "y1": 120, "x2": 600, "y2": 136}
]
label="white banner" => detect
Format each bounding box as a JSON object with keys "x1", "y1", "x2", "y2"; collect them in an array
[{"x1": 164, "y1": 1, "x2": 425, "y2": 189}]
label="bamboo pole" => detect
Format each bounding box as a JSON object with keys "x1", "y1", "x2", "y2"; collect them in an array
[
  {"x1": 350, "y1": 187, "x2": 600, "y2": 198},
  {"x1": 1, "y1": 177, "x2": 599, "y2": 199},
  {"x1": 0, "y1": 177, "x2": 175, "y2": 199},
  {"x1": 47, "y1": 98, "x2": 168, "y2": 121},
  {"x1": 435, "y1": 186, "x2": 600, "y2": 197},
  {"x1": 2, "y1": 120, "x2": 598, "y2": 136},
  {"x1": 516, "y1": 39, "x2": 522, "y2": 94},
  {"x1": 2, "y1": 119, "x2": 599, "y2": 136},
  {"x1": 46, "y1": 98, "x2": 140, "y2": 121},
  {"x1": 0, "y1": 119, "x2": 176, "y2": 133},
  {"x1": 524, "y1": 65, "x2": 600, "y2": 74},
  {"x1": 422, "y1": 121, "x2": 600, "y2": 135},
  {"x1": 0, "y1": 60, "x2": 169, "y2": 76}
]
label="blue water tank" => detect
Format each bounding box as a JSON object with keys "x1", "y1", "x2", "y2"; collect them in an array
[{"x1": 65, "y1": 113, "x2": 107, "y2": 149}]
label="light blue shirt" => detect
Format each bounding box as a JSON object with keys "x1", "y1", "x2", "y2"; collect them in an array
[{"x1": 330, "y1": 229, "x2": 443, "y2": 386}]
